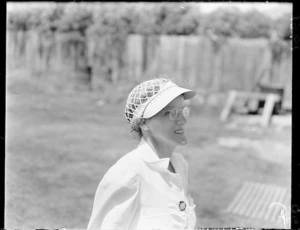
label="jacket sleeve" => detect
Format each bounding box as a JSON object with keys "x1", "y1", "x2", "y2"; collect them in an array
[{"x1": 87, "y1": 162, "x2": 141, "y2": 230}]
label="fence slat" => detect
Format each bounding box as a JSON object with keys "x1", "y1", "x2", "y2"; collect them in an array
[{"x1": 6, "y1": 31, "x2": 292, "y2": 99}]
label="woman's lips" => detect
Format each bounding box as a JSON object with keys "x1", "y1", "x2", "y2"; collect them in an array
[{"x1": 174, "y1": 129, "x2": 184, "y2": 134}]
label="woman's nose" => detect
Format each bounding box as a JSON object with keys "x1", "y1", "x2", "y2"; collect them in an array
[{"x1": 176, "y1": 113, "x2": 187, "y2": 124}]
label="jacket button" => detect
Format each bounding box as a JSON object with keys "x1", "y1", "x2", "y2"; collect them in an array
[{"x1": 179, "y1": 201, "x2": 186, "y2": 211}]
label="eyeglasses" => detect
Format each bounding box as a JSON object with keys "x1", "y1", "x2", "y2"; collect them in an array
[{"x1": 166, "y1": 106, "x2": 190, "y2": 121}]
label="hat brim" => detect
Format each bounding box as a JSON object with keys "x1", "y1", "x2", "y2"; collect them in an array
[{"x1": 143, "y1": 86, "x2": 196, "y2": 119}]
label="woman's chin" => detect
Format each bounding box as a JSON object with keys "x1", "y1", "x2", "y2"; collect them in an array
[
  {"x1": 174, "y1": 134, "x2": 187, "y2": 145},
  {"x1": 180, "y1": 139, "x2": 187, "y2": 145}
]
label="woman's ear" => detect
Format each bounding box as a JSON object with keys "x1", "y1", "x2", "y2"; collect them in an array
[
  {"x1": 141, "y1": 125, "x2": 150, "y2": 131},
  {"x1": 140, "y1": 119, "x2": 150, "y2": 131}
]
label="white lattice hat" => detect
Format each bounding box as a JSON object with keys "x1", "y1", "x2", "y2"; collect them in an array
[{"x1": 125, "y1": 78, "x2": 196, "y2": 123}]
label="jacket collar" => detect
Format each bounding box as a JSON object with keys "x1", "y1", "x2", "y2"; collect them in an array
[{"x1": 138, "y1": 138, "x2": 185, "y2": 174}]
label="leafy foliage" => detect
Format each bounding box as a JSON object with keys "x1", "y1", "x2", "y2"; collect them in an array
[
  {"x1": 274, "y1": 13, "x2": 292, "y2": 40},
  {"x1": 7, "y1": 4, "x2": 64, "y2": 32},
  {"x1": 235, "y1": 10, "x2": 273, "y2": 38},
  {"x1": 7, "y1": 3, "x2": 291, "y2": 39},
  {"x1": 203, "y1": 7, "x2": 243, "y2": 37},
  {"x1": 56, "y1": 3, "x2": 93, "y2": 35},
  {"x1": 37, "y1": 5, "x2": 65, "y2": 32},
  {"x1": 154, "y1": 3, "x2": 199, "y2": 35},
  {"x1": 204, "y1": 7, "x2": 274, "y2": 38},
  {"x1": 7, "y1": 9, "x2": 32, "y2": 31}
]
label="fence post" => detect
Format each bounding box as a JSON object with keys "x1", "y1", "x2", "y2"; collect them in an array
[
  {"x1": 261, "y1": 94, "x2": 279, "y2": 127},
  {"x1": 220, "y1": 90, "x2": 237, "y2": 121}
]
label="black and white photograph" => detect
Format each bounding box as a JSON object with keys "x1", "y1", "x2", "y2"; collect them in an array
[{"x1": 5, "y1": 1, "x2": 292, "y2": 229}]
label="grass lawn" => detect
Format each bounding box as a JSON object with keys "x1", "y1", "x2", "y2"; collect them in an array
[{"x1": 5, "y1": 71, "x2": 291, "y2": 229}]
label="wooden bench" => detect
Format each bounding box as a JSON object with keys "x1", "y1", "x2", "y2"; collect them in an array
[{"x1": 220, "y1": 90, "x2": 281, "y2": 127}]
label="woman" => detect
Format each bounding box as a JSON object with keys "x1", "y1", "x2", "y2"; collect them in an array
[{"x1": 87, "y1": 78, "x2": 197, "y2": 230}]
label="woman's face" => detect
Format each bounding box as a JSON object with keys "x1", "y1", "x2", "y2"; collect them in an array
[{"x1": 147, "y1": 95, "x2": 188, "y2": 149}]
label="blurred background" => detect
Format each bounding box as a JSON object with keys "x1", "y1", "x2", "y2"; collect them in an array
[{"x1": 6, "y1": 2, "x2": 292, "y2": 229}]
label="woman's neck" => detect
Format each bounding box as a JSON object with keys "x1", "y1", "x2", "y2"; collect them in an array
[{"x1": 142, "y1": 136, "x2": 174, "y2": 159}]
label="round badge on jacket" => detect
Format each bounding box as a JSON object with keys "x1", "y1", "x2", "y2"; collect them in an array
[{"x1": 179, "y1": 201, "x2": 186, "y2": 211}]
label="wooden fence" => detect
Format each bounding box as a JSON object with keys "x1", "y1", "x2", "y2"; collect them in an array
[{"x1": 6, "y1": 30, "x2": 291, "y2": 105}]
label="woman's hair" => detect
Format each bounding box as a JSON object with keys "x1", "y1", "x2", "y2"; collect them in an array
[{"x1": 130, "y1": 117, "x2": 147, "y2": 141}]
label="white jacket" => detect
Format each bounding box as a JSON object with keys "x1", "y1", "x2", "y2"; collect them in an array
[{"x1": 87, "y1": 138, "x2": 196, "y2": 230}]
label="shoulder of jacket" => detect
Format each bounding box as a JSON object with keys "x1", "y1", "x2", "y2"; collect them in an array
[
  {"x1": 104, "y1": 148, "x2": 143, "y2": 181},
  {"x1": 117, "y1": 147, "x2": 143, "y2": 167}
]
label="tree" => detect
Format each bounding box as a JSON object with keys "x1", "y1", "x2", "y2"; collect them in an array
[
  {"x1": 235, "y1": 10, "x2": 273, "y2": 38},
  {"x1": 274, "y1": 13, "x2": 291, "y2": 40},
  {"x1": 203, "y1": 7, "x2": 242, "y2": 37},
  {"x1": 158, "y1": 3, "x2": 199, "y2": 35}
]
